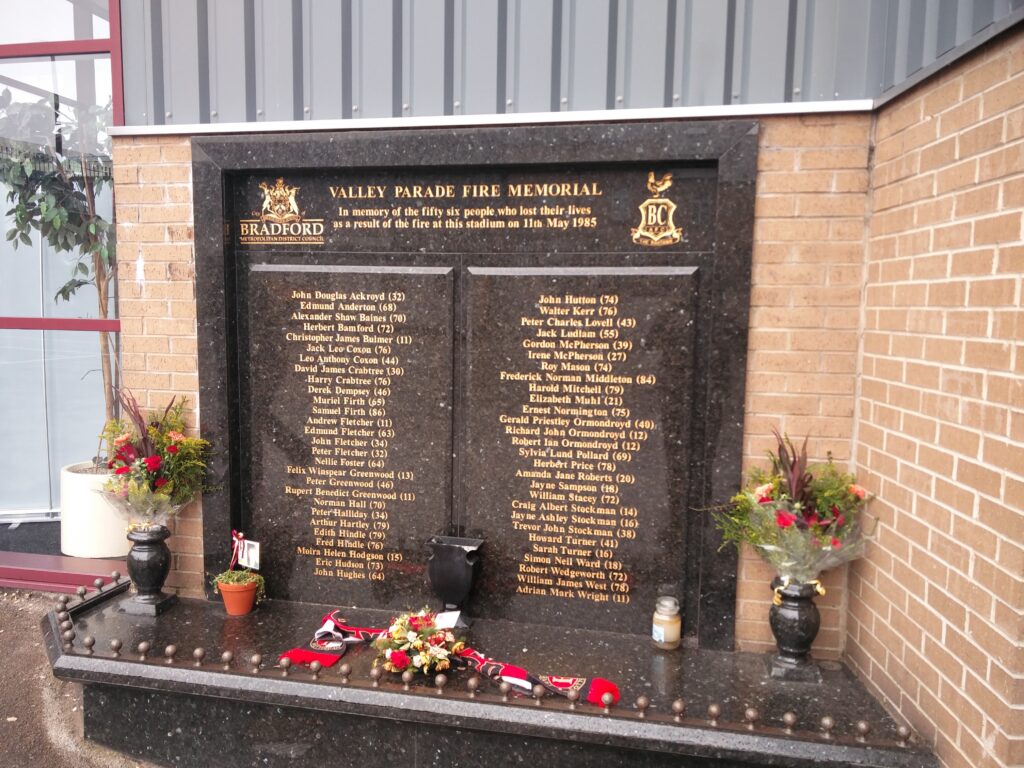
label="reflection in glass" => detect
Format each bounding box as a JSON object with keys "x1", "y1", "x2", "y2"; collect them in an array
[
  {"x1": 0, "y1": 0, "x2": 109, "y2": 45},
  {"x1": 0, "y1": 330, "x2": 50, "y2": 511},
  {"x1": 0, "y1": 54, "x2": 116, "y2": 517},
  {"x1": 44, "y1": 330, "x2": 109, "y2": 505}
]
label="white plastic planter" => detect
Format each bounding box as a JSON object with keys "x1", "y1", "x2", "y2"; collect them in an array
[{"x1": 59, "y1": 462, "x2": 131, "y2": 558}]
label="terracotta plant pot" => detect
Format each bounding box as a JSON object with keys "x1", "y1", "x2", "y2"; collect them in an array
[{"x1": 218, "y1": 580, "x2": 259, "y2": 616}]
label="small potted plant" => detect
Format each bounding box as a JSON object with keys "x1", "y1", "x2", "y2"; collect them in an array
[
  {"x1": 715, "y1": 428, "x2": 871, "y2": 680},
  {"x1": 102, "y1": 389, "x2": 213, "y2": 614},
  {"x1": 212, "y1": 531, "x2": 265, "y2": 616},
  {"x1": 212, "y1": 568, "x2": 265, "y2": 616}
]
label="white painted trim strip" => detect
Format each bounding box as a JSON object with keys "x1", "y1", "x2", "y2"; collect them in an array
[{"x1": 108, "y1": 99, "x2": 874, "y2": 137}]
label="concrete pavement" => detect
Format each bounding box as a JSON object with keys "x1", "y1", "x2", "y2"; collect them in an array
[{"x1": 0, "y1": 589, "x2": 157, "y2": 768}]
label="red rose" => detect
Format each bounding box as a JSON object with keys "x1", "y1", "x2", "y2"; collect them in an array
[
  {"x1": 389, "y1": 650, "x2": 410, "y2": 670},
  {"x1": 167, "y1": 445, "x2": 179, "y2": 454},
  {"x1": 775, "y1": 511, "x2": 797, "y2": 528},
  {"x1": 144, "y1": 455, "x2": 162, "y2": 472},
  {"x1": 805, "y1": 511, "x2": 819, "y2": 526},
  {"x1": 835, "y1": 514, "x2": 845, "y2": 528},
  {"x1": 114, "y1": 466, "x2": 131, "y2": 475},
  {"x1": 155, "y1": 478, "x2": 168, "y2": 488},
  {"x1": 831, "y1": 537, "x2": 842, "y2": 549}
]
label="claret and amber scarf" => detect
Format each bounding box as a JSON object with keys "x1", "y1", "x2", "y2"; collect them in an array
[{"x1": 280, "y1": 610, "x2": 620, "y2": 706}]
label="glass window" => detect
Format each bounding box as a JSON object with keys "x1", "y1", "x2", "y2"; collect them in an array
[
  {"x1": 0, "y1": 330, "x2": 50, "y2": 510},
  {"x1": 0, "y1": 53, "x2": 115, "y2": 518},
  {"x1": 0, "y1": 0, "x2": 110, "y2": 45}
]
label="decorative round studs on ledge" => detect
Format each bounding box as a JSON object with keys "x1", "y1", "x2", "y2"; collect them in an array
[
  {"x1": 499, "y1": 681, "x2": 512, "y2": 702},
  {"x1": 57, "y1": 595, "x2": 70, "y2": 608},
  {"x1": 111, "y1": 570, "x2": 121, "y2": 582},
  {"x1": 309, "y1": 661, "x2": 321, "y2": 680},
  {"x1": 279, "y1": 657, "x2": 291, "y2": 677},
  {"x1": 744, "y1": 707, "x2": 759, "y2": 730},
  {"x1": 820, "y1": 715, "x2": 835, "y2": 739},
  {"x1": 434, "y1": 674, "x2": 447, "y2": 695},
  {"x1": 221, "y1": 651, "x2": 233, "y2": 670},
  {"x1": 82, "y1": 636, "x2": 95, "y2": 655},
  {"x1": 566, "y1": 690, "x2": 579, "y2": 711},
  {"x1": 164, "y1": 645, "x2": 177, "y2": 664},
  {"x1": 137, "y1": 641, "x2": 151, "y2": 661},
  {"x1": 635, "y1": 695, "x2": 649, "y2": 718},
  {"x1": 401, "y1": 670, "x2": 414, "y2": 691},
  {"x1": 93, "y1": 578, "x2": 105, "y2": 591},
  {"x1": 62, "y1": 629, "x2": 75, "y2": 649},
  {"x1": 109, "y1": 639, "x2": 122, "y2": 658},
  {"x1": 466, "y1": 676, "x2": 479, "y2": 698},
  {"x1": 338, "y1": 663, "x2": 351, "y2": 684},
  {"x1": 76, "y1": 586, "x2": 87, "y2": 599},
  {"x1": 56, "y1": 611, "x2": 69, "y2": 623},
  {"x1": 60, "y1": 620, "x2": 73, "y2": 633},
  {"x1": 707, "y1": 703, "x2": 721, "y2": 727},
  {"x1": 855, "y1": 720, "x2": 871, "y2": 743},
  {"x1": 369, "y1": 667, "x2": 382, "y2": 688},
  {"x1": 193, "y1": 648, "x2": 206, "y2": 667},
  {"x1": 671, "y1": 699, "x2": 686, "y2": 723},
  {"x1": 250, "y1": 654, "x2": 262, "y2": 674},
  {"x1": 532, "y1": 684, "x2": 546, "y2": 706},
  {"x1": 601, "y1": 692, "x2": 614, "y2": 714},
  {"x1": 897, "y1": 725, "x2": 911, "y2": 747},
  {"x1": 782, "y1": 711, "x2": 798, "y2": 734}
]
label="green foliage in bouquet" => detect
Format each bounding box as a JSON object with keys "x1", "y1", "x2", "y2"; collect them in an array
[
  {"x1": 102, "y1": 389, "x2": 214, "y2": 526},
  {"x1": 716, "y1": 429, "x2": 871, "y2": 583}
]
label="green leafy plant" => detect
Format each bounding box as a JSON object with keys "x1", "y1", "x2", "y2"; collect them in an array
[
  {"x1": 212, "y1": 569, "x2": 266, "y2": 603},
  {"x1": 102, "y1": 390, "x2": 213, "y2": 528},
  {"x1": 715, "y1": 428, "x2": 871, "y2": 583},
  {"x1": 0, "y1": 88, "x2": 117, "y2": 423}
]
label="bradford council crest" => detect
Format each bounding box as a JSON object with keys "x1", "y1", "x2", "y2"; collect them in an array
[
  {"x1": 631, "y1": 172, "x2": 683, "y2": 246},
  {"x1": 258, "y1": 178, "x2": 303, "y2": 223}
]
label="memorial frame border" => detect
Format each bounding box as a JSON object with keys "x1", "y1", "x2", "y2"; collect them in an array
[{"x1": 192, "y1": 120, "x2": 758, "y2": 649}]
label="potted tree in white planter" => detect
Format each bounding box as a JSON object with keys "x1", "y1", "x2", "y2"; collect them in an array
[{"x1": 0, "y1": 88, "x2": 122, "y2": 556}]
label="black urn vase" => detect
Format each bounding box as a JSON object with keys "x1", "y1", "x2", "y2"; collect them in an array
[
  {"x1": 124, "y1": 525, "x2": 178, "y2": 615},
  {"x1": 427, "y1": 536, "x2": 484, "y2": 618},
  {"x1": 768, "y1": 577, "x2": 822, "y2": 682}
]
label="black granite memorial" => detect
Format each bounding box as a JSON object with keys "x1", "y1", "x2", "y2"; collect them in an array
[{"x1": 196, "y1": 121, "x2": 756, "y2": 648}]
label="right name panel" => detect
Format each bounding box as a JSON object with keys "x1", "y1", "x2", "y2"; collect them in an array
[{"x1": 464, "y1": 266, "x2": 698, "y2": 632}]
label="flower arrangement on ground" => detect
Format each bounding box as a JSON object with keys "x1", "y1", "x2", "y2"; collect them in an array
[
  {"x1": 102, "y1": 389, "x2": 213, "y2": 529},
  {"x1": 716, "y1": 428, "x2": 871, "y2": 585},
  {"x1": 372, "y1": 609, "x2": 464, "y2": 675}
]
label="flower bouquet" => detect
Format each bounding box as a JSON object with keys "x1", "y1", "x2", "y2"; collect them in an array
[
  {"x1": 716, "y1": 428, "x2": 871, "y2": 585},
  {"x1": 372, "y1": 609, "x2": 464, "y2": 675},
  {"x1": 102, "y1": 389, "x2": 213, "y2": 530}
]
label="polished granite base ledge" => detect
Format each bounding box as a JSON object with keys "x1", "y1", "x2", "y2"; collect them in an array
[{"x1": 44, "y1": 583, "x2": 937, "y2": 768}]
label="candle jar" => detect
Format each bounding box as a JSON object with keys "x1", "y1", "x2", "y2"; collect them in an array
[{"x1": 652, "y1": 596, "x2": 681, "y2": 650}]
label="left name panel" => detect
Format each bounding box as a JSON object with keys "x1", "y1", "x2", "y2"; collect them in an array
[{"x1": 242, "y1": 264, "x2": 454, "y2": 607}]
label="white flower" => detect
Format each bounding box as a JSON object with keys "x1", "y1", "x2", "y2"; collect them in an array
[
  {"x1": 412, "y1": 655, "x2": 424, "y2": 668},
  {"x1": 407, "y1": 630, "x2": 418, "y2": 643}
]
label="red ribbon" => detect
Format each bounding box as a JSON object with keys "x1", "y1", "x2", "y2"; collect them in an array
[{"x1": 229, "y1": 530, "x2": 245, "y2": 570}]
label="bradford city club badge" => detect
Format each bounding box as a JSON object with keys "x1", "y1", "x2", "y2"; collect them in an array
[{"x1": 631, "y1": 171, "x2": 683, "y2": 247}]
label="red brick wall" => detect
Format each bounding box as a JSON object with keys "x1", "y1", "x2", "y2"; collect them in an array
[
  {"x1": 849, "y1": 27, "x2": 1024, "y2": 768},
  {"x1": 736, "y1": 113, "x2": 872, "y2": 657}
]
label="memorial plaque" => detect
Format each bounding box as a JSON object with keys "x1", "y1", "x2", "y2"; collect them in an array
[
  {"x1": 195, "y1": 122, "x2": 757, "y2": 647},
  {"x1": 241, "y1": 265, "x2": 454, "y2": 606},
  {"x1": 464, "y1": 268, "x2": 696, "y2": 632}
]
